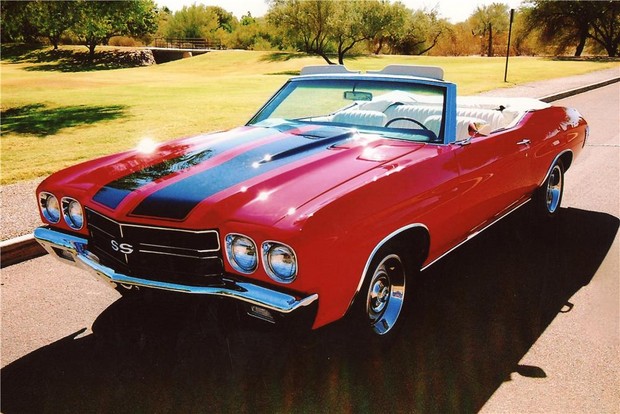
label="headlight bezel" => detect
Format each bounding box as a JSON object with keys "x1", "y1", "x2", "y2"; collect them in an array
[
  {"x1": 262, "y1": 241, "x2": 298, "y2": 284},
  {"x1": 61, "y1": 197, "x2": 84, "y2": 230},
  {"x1": 39, "y1": 192, "x2": 61, "y2": 224},
  {"x1": 225, "y1": 233, "x2": 259, "y2": 274}
]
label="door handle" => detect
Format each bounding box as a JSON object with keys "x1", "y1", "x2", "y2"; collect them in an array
[{"x1": 517, "y1": 139, "x2": 531, "y2": 146}]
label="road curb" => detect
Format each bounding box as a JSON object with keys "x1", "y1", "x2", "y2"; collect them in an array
[
  {"x1": 540, "y1": 77, "x2": 619, "y2": 103},
  {"x1": 2, "y1": 75, "x2": 619, "y2": 268},
  {"x1": 1, "y1": 234, "x2": 47, "y2": 268}
]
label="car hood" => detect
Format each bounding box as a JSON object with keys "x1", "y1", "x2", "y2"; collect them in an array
[{"x1": 54, "y1": 123, "x2": 425, "y2": 227}]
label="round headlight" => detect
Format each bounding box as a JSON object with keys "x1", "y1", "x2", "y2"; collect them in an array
[
  {"x1": 39, "y1": 192, "x2": 60, "y2": 224},
  {"x1": 62, "y1": 197, "x2": 84, "y2": 230},
  {"x1": 225, "y1": 234, "x2": 258, "y2": 273},
  {"x1": 263, "y1": 242, "x2": 297, "y2": 283}
]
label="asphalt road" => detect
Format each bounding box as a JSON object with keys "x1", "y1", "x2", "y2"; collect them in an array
[
  {"x1": 1, "y1": 84, "x2": 618, "y2": 413},
  {"x1": 480, "y1": 83, "x2": 620, "y2": 412}
]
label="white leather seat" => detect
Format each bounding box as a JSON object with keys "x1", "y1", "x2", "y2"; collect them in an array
[
  {"x1": 456, "y1": 108, "x2": 508, "y2": 131},
  {"x1": 384, "y1": 104, "x2": 443, "y2": 129},
  {"x1": 332, "y1": 110, "x2": 387, "y2": 127}
]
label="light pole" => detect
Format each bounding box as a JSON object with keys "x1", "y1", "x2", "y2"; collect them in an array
[{"x1": 504, "y1": 8, "x2": 515, "y2": 83}]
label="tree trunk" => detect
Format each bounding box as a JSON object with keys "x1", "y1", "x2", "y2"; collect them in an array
[
  {"x1": 50, "y1": 37, "x2": 59, "y2": 50},
  {"x1": 88, "y1": 43, "x2": 97, "y2": 62},
  {"x1": 487, "y1": 23, "x2": 493, "y2": 57},
  {"x1": 574, "y1": 36, "x2": 586, "y2": 56},
  {"x1": 574, "y1": 28, "x2": 587, "y2": 57},
  {"x1": 587, "y1": 31, "x2": 619, "y2": 57},
  {"x1": 318, "y1": 51, "x2": 334, "y2": 65},
  {"x1": 605, "y1": 44, "x2": 617, "y2": 57},
  {"x1": 338, "y1": 41, "x2": 358, "y2": 65},
  {"x1": 374, "y1": 38, "x2": 384, "y2": 55},
  {"x1": 416, "y1": 31, "x2": 442, "y2": 56}
]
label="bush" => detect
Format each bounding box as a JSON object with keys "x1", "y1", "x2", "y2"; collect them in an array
[
  {"x1": 251, "y1": 37, "x2": 278, "y2": 51},
  {"x1": 109, "y1": 36, "x2": 144, "y2": 47}
]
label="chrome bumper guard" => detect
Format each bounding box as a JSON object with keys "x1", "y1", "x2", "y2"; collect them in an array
[{"x1": 34, "y1": 227, "x2": 318, "y2": 315}]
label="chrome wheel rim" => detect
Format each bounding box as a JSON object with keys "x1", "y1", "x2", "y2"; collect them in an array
[
  {"x1": 366, "y1": 254, "x2": 406, "y2": 335},
  {"x1": 546, "y1": 165, "x2": 563, "y2": 213}
]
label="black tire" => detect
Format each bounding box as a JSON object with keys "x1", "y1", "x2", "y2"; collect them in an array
[
  {"x1": 353, "y1": 245, "x2": 412, "y2": 340},
  {"x1": 533, "y1": 159, "x2": 564, "y2": 219}
]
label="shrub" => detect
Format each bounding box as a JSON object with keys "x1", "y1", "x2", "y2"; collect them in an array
[{"x1": 109, "y1": 36, "x2": 144, "y2": 47}]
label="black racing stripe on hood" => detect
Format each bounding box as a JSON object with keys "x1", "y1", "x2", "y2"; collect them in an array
[
  {"x1": 130, "y1": 126, "x2": 355, "y2": 220},
  {"x1": 92, "y1": 127, "x2": 280, "y2": 210}
]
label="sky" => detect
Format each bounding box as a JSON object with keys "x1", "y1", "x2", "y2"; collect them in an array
[{"x1": 156, "y1": 0, "x2": 523, "y2": 24}]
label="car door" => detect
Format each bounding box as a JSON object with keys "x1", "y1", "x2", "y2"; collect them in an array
[{"x1": 451, "y1": 128, "x2": 533, "y2": 238}]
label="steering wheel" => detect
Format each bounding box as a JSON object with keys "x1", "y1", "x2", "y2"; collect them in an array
[{"x1": 385, "y1": 117, "x2": 429, "y2": 130}]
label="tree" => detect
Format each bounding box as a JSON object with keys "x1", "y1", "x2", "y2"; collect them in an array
[
  {"x1": 0, "y1": 1, "x2": 40, "y2": 44},
  {"x1": 30, "y1": 1, "x2": 79, "y2": 50},
  {"x1": 208, "y1": 6, "x2": 235, "y2": 33},
  {"x1": 153, "y1": 6, "x2": 173, "y2": 39},
  {"x1": 165, "y1": 4, "x2": 220, "y2": 38},
  {"x1": 73, "y1": 0, "x2": 158, "y2": 61},
  {"x1": 509, "y1": 8, "x2": 539, "y2": 56},
  {"x1": 470, "y1": 3, "x2": 509, "y2": 56},
  {"x1": 372, "y1": 1, "x2": 408, "y2": 55},
  {"x1": 389, "y1": 8, "x2": 447, "y2": 55},
  {"x1": 267, "y1": 0, "x2": 337, "y2": 64},
  {"x1": 431, "y1": 22, "x2": 479, "y2": 56},
  {"x1": 165, "y1": 4, "x2": 237, "y2": 45},
  {"x1": 227, "y1": 16, "x2": 276, "y2": 50},
  {"x1": 267, "y1": 0, "x2": 450, "y2": 62},
  {"x1": 588, "y1": 1, "x2": 620, "y2": 57},
  {"x1": 330, "y1": 1, "x2": 395, "y2": 64},
  {"x1": 240, "y1": 12, "x2": 256, "y2": 26},
  {"x1": 524, "y1": 1, "x2": 590, "y2": 56},
  {"x1": 525, "y1": 0, "x2": 619, "y2": 57}
]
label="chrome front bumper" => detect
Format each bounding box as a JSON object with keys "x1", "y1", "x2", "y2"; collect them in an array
[{"x1": 34, "y1": 227, "x2": 318, "y2": 315}]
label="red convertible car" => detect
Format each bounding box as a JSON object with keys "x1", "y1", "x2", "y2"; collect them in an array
[{"x1": 35, "y1": 65, "x2": 588, "y2": 338}]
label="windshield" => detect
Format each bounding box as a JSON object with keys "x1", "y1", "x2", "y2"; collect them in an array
[{"x1": 248, "y1": 78, "x2": 446, "y2": 143}]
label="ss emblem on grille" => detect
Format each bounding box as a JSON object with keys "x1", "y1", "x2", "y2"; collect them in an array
[{"x1": 111, "y1": 240, "x2": 134, "y2": 254}]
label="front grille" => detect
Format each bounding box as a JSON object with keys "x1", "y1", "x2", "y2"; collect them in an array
[{"x1": 86, "y1": 208, "x2": 223, "y2": 285}]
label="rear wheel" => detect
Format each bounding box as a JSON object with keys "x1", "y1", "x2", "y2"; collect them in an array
[{"x1": 534, "y1": 159, "x2": 564, "y2": 219}]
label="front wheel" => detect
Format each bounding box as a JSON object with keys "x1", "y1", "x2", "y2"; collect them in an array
[{"x1": 359, "y1": 249, "x2": 410, "y2": 338}]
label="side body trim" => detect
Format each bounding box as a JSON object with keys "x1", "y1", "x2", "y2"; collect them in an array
[{"x1": 421, "y1": 197, "x2": 531, "y2": 271}]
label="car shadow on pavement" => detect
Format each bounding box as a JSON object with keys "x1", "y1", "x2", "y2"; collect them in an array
[{"x1": 2, "y1": 207, "x2": 618, "y2": 413}]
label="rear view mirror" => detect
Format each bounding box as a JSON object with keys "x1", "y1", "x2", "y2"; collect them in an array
[{"x1": 344, "y1": 91, "x2": 373, "y2": 101}]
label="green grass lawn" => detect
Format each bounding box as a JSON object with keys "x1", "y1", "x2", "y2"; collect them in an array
[{"x1": 1, "y1": 47, "x2": 618, "y2": 184}]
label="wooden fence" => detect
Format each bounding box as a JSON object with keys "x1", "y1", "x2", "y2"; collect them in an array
[{"x1": 151, "y1": 38, "x2": 223, "y2": 50}]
